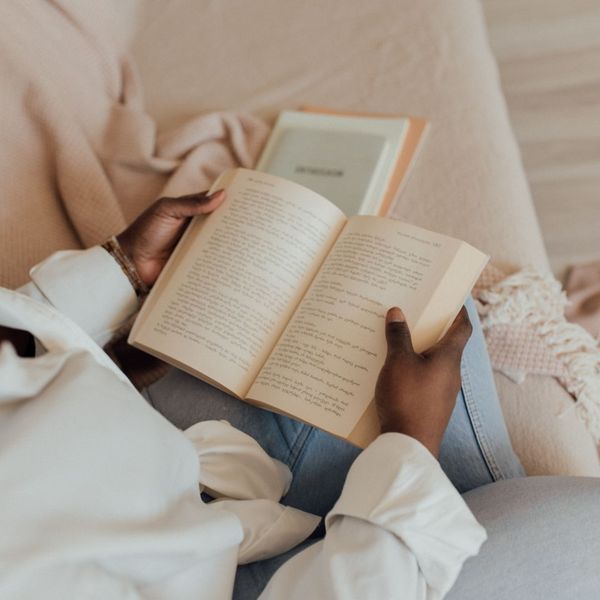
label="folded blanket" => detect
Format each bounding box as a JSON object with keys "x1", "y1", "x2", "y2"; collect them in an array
[
  {"x1": 0, "y1": 0, "x2": 268, "y2": 288},
  {"x1": 474, "y1": 265, "x2": 600, "y2": 445}
]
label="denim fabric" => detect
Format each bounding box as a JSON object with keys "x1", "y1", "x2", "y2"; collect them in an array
[{"x1": 438, "y1": 297, "x2": 525, "y2": 493}]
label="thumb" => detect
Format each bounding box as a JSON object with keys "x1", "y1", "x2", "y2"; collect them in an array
[
  {"x1": 384, "y1": 307, "x2": 415, "y2": 357},
  {"x1": 155, "y1": 189, "x2": 226, "y2": 219}
]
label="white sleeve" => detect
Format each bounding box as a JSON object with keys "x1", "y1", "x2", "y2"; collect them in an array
[
  {"x1": 260, "y1": 434, "x2": 487, "y2": 600},
  {"x1": 18, "y1": 247, "x2": 138, "y2": 346}
]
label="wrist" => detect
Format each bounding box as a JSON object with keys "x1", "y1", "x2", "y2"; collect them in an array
[{"x1": 102, "y1": 235, "x2": 149, "y2": 297}]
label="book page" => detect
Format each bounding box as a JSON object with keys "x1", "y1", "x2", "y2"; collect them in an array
[
  {"x1": 248, "y1": 216, "x2": 470, "y2": 438},
  {"x1": 130, "y1": 169, "x2": 346, "y2": 398}
]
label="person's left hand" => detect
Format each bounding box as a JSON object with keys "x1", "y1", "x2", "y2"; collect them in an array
[{"x1": 116, "y1": 189, "x2": 226, "y2": 287}]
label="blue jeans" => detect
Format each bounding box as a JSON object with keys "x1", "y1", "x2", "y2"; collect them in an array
[{"x1": 143, "y1": 297, "x2": 524, "y2": 595}]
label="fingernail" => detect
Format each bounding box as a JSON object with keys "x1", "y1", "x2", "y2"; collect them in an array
[
  {"x1": 208, "y1": 189, "x2": 225, "y2": 200},
  {"x1": 386, "y1": 307, "x2": 405, "y2": 324}
]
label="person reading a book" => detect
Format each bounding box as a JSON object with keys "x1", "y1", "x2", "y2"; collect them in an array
[{"x1": 2, "y1": 187, "x2": 600, "y2": 600}]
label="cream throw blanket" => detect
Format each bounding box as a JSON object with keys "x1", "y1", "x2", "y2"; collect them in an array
[
  {"x1": 0, "y1": 0, "x2": 269, "y2": 289},
  {"x1": 474, "y1": 266, "x2": 600, "y2": 445}
]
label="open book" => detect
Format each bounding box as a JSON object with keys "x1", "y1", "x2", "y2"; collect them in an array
[{"x1": 130, "y1": 168, "x2": 488, "y2": 447}]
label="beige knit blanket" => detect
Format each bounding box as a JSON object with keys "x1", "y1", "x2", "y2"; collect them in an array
[{"x1": 0, "y1": 0, "x2": 269, "y2": 289}]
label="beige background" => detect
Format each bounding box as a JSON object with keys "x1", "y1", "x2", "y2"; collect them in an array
[{"x1": 483, "y1": 0, "x2": 600, "y2": 278}]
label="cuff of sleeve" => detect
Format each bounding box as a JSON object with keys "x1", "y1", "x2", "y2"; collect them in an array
[
  {"x1": 326, "y1": 433, "x2": 487, "y2": 595},
  {"x1": 29, "y1": 247, "x2": 138, "y2": 345},
  {"x1": 185, "y1": 420, "x2": 292, "y2": 501}
]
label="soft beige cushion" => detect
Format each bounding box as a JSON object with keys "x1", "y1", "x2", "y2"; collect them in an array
[
  {"x1": 126, "y1": 0, "x2": 598, "y2": 475},
  {"x1": 497, "y1": 375, "x2": 600, "y2": 476}
]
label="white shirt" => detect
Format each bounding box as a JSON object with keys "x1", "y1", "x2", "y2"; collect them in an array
[{"x1": 0, "y1": 247, "x2": 486, "y2": 599}]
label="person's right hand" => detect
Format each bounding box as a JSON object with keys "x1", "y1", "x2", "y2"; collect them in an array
[{"x1": 374, "y1": 306, "x2": 472, "y2": 458}]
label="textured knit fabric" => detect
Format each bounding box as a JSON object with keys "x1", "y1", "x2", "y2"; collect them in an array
[
  {"x1": 474, "y1": 265, "x2": 600, "y2": 445},
  {"x1": 0, "y1": 0, "x2": 268, "y2": 288}
]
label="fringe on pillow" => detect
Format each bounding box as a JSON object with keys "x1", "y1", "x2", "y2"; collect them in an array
[{"x1": 473, "y1": 266, "x2": 600, "y2": 444}]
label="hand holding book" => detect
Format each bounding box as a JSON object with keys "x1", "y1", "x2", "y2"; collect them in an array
[
  {"x1": 113, "y1": 185, "x2": 475, "y2": 457},
  {"x1": 375, "y1": 306, "x2": 472, "y2": 458},
  {"x1": 127, "y1": 168, "x2": 488, "y2": 447},
  {"x1": 116, "y1": 190, "x2": 226, "y2": 288}
]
